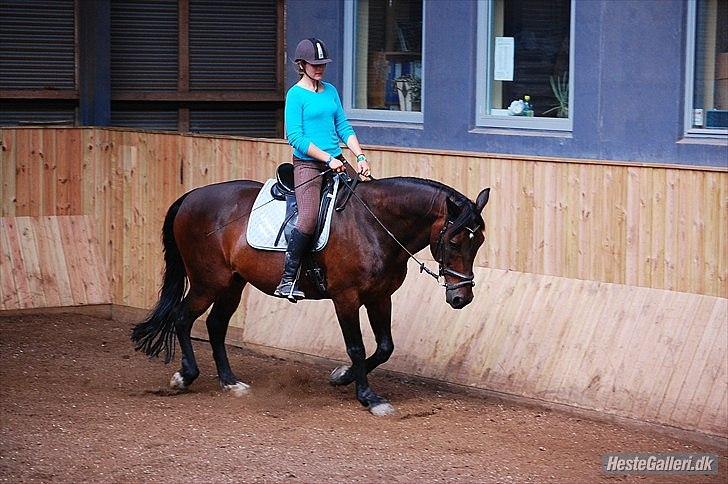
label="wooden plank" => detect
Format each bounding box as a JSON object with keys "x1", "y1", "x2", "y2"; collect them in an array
[
  {"x1": 639, "y1": 291, "x2": 700, "y2": 422},
  {"x1": 516, "y1": 275, "x2": 573, "y2": 397},
  {"x1": 0, "y1": 130, "x2": 17, "y2": 217},
  {"x1": 685, "y1": 303, "x2": 728, "y2": 432},
  {"x1": 618, "y1": 289, "x2": 673, "y2": 417},
  {"x1": 650, "y1": 169, "x2": 666, "y2": 290},
  {"x1": 13, "y1": 130, "x2": 31, "y2": 216},
  {"x1": 668, "y1": 299, "x2": 726, "y2": 427},
  {"x1": 46, "y1": 216, "x2": 75, "y2": 306},
  {"x1": 13, "y1": 217, "x2": 47, "y2": 307},
  {"x1": 75, "y1": 216, "x2": 109, "y2": 305},
  {"x1": 637, "y1": 168, "x2": 654, "y2": 288},
  {"x1": 624, "y1": 167, "x2": 640, "y2": 286},
  {"x1": 30, "y1": 216, "x2": 62, "y2": 307},
  {"x1": 57, "y1": 216, "x2": 88, "y2": 305},
  {"x1": 27, "y1": 129, "x2": 43, "y2": 215},
  {"x1": 654, "y1": 296, "x2": 716, "y2": 425},
  {"x1": 540, "y1": 278, "x2": 589, "y2": 398},
  {"x1": 689, "y1": 171, "x2": 706, "y2": 295},
  {"x1": 0, "y1": 219, "x2": 21, "y2": 309},
  {"x1": 42, "y1": 129, "x2": 58, "y2": 215}
]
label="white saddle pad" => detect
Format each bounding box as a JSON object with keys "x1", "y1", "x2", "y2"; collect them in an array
[{"x1": 246, "y1": 177, "x2": 339, "y2": 252}]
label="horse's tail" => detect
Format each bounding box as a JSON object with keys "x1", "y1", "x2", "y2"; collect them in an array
[{"x1": 131, "y1": 192, "x2": 191, "y2": 364}]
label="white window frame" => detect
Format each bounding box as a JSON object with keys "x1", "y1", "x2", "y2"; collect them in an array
[
  {"x1": 475, "y1": 0, "x2": 575, "y2": 131},
  {"x1": 343, "y1": 0, "x2": 425, "y2": 124},
  {"x1": 683, "y1": 0, "x2": 728, "y2": 137}
]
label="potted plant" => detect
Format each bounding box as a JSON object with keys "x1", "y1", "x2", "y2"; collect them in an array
[{"x1": 543, "y1": 72, "x2": 569, "y2": 118}]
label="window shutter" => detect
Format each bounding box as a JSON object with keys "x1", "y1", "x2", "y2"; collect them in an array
[
  {"x1": 0, "y1": 0, "x2": 75, "y2": 89},
  {"x1": 189, "y1": 107, "x2": 279, "y2": 136},
  {"x1": 110, "y1": 107, "x2": 179, "y2": 131},
  {"x1": 189, "y1": 0, "x2": 278, "y2": 91},
  {"x1": 111, "y1": 0, "x2": 178, "y2": 91}
]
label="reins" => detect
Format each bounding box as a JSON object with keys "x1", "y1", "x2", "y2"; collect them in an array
[
  {"x1": 337, "y1": 172, "x2": 441, "y2": 283},
  {"x1": 338, "y1": 165, "x2": 475, "y2": 290}
]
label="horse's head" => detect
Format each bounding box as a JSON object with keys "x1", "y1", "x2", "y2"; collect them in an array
[{"x1": 431, "y1": 187, "x2": 490, "y2": 309}]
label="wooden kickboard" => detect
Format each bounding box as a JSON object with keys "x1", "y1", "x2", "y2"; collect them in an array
[{"x1": 0, "y1": 216, "x2": 111, "y2": 310}]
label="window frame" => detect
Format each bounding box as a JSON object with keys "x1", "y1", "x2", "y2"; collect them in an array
[
  {"x1": 342, "y1": 0, "x2": 425, "y2": 124},
  {"x1": 474, "y1": 0, "x2": 575, "y2": 131},
  {"x1": 683, "y1": 0, "x2": 728, "y2": 138}
]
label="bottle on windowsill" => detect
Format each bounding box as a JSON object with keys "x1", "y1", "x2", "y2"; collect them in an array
[{"x1": 524, "y1": 95, "x2": 534, "y2": 117}]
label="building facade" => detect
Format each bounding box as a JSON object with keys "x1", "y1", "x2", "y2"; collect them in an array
[
  {"x1": 0, "y1": 0, "x2": 284, "y2": 137},
  {"x1": 1, "y1": 0, "x2": 725, "y2": 166},
  {"x1": 287, "y1": 0, "x2": 727, "y2": 167}
]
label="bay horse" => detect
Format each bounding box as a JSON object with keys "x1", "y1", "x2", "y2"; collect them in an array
[{"x1": 132, "y1": 175, "x2": 490, "y2": 416}]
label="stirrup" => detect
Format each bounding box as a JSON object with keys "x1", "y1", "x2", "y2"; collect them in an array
[{"x1": 273, "y1": 281, "x2": 305, "y2": 302}]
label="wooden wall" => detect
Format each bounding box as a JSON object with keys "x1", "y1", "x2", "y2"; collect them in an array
[
  {"x1": 2, "y1": 128, "x2": 726, "y2": 300},
  {"x1": 0, "y1": 216, "x2": 110, "y2": 309},
  {"x1": 240, "y1": 266, "x2": 728, "y2": 437},
  {"x1": 1, "y1": 127, "x2": 726, "y2": 438}
]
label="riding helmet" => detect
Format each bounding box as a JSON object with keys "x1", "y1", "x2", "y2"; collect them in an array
[{"x1": 294, "y1": 38, "x2": 332, "y2": 65}]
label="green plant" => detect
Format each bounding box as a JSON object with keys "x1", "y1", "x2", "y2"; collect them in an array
[{"x1": 543, "y1": 72, "x2": 569, "y2": 118}]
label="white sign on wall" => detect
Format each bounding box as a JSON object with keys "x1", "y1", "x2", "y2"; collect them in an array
[{"x1": 494, "y1": 37, "x2": 514, "y2": 81}]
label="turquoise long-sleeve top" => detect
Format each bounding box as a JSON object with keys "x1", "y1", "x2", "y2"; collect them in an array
[{"x1": 284, "y1": 81, "x2": 356, "y2": 160}]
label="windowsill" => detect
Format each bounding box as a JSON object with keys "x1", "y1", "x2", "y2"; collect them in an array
[
  {"x1": 469, "y1": 126, "x2": 573, "y2": 138},
  {"x1": 678, "y1": 135, "x2": 728, "y2": 146},
  {"x1": 350, "y1": 119, "x2": 424, "y2": 130}
]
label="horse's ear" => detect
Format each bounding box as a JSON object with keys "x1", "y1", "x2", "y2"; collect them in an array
[{"x1": 475, "y1": 188, "x2": 490, "y2": 213}]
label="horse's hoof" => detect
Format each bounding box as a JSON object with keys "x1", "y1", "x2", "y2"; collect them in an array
[
  {"x1": 170, "y1": 371, "x2": 187, "y2": 390},
  {"x1": 369, "y1": 402, "x2": 395, "y2": 416},
  {"x1": 223, "y1": 381, "x2": 251, "y2": 397},
  {"x1": 329, "y1": 365, "x2": 351, "y2": 385}
]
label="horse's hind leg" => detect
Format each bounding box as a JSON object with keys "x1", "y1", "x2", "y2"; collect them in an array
[
  {"x1": 331, "y1": 297, "x2": 394, "y2": 387},
  {"x1": 170, "y1": 287, "x2": 215, "y2": 391},
  {"x1": 206, "y1": 277, "x2": 249, "y2": 396}
]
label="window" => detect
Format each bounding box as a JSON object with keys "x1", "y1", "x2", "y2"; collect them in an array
[
  {"x1": 476, "y1": 0, "x2": 574, "y2": 131},
  {"x1": 685, "y1": 0, "x2": 728, "y2": 136},
  {"x1": 343, "y1": 0, "x2": 424, "y2": 123}
]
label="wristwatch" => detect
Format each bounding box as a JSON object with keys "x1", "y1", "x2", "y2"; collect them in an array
[{"x1": 356, "y1": 154, "x2": 367, "y2": 163}]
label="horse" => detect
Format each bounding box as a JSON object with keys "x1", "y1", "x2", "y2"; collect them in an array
[{"x1": 132, "y1": 174, "x2": 490, "y2": 416}]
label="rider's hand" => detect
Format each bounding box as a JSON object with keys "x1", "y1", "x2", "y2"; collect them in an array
[
  {"x1": 356, "y1": 155, "x2": 371, "y2": 178},
  {"x1": 328, "y1": 157, "x2": 345, "y2": 173}
]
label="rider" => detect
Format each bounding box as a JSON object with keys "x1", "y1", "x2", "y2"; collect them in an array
[{"x1": 274, "y1": 38, "x2": 371, "y2": 301}]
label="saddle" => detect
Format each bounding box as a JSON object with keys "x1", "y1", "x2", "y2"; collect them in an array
[
  {"x1": 266, "y1": 163, "x2": 360, "y2": 296},
  {"x1": 269, "y1": 163, "x2": 336, "y2": 247}
]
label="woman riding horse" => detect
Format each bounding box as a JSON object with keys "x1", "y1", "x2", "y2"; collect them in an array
[
  {"x1": 275, "y1": 38, "x2": 371, "y2": 301},
  {"x1": 131, "y1": 40, "x2": 491, "y2": 416}
]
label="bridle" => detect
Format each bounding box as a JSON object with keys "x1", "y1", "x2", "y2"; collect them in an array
[{"x1": 433, "y1": 218, "x2": 479, "y2": 291}]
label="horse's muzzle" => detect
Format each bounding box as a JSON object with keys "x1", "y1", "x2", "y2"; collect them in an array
[{"x1": 446, "y1": 288, "x2": 473, "y2": 309}]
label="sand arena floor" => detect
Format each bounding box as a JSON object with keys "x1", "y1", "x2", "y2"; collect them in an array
[{"x1": 0, "y1": 312, "x2": 725, "y2": 483}]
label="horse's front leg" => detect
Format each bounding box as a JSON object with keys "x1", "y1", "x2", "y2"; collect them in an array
[
  {"x1": 333, "y1": 295, "x2": 395, "y2": 416},
  {"x1": 330, "y1": 297, "x2": 394, "y2": 387}
]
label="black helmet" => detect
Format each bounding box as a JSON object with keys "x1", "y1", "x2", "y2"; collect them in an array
[{"x1": 294, "y1": 38, "x2": 331, "y2": 65}]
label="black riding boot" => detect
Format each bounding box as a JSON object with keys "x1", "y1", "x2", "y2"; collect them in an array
[{"x1": 274, "y1": 229, "x2": 312, "y2": 302}]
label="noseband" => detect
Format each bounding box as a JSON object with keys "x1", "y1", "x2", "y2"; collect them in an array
[{"x1": 434, "y1": 219, "x2": 478, "y2": 291}]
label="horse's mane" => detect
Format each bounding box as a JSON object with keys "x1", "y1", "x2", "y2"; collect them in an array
[{"x1": 376, "y1": 177, "x2": 484, "y2": 230}]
